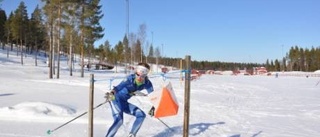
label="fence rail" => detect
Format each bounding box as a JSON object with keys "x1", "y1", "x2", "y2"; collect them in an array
[{"x1": 275, "y1": 73, "x2": 320, "y2": 77}]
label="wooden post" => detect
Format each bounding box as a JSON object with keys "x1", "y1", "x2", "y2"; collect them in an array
[
  {"x1": 88, "y1": 74, "x2": 94, "y2": 137},
  {"x1": 183, "y1": 55, "x2": 191, "y2": 137},
  {"x1": 180, "y1": 59, "x2": 183, "y2": 85}
]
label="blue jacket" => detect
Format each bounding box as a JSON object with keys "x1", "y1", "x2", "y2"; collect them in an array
[{"x1": 113, "y1": 74, "x2": 153, "y2": 101}]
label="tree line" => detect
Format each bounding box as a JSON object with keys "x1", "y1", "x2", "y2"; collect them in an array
[
  {"x1": 0, "y1": 0, "x2": 167, "y2": 78},
  {"x1": 1, "y1": 1, "x2": 319, "y2": 78},
  {"x1": 266, "y1": 46, "x2": 320, "y2": 72},
  {"x1": 189, "y1": 45, "x2": 320, "y2": 73},
  {"x1": 0, "y1": 0, "x2": 105, "y2": 78}
]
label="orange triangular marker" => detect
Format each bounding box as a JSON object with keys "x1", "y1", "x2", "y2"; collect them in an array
[{"x1": 154, "y1": 84, "x2": 179, "y2": 118}]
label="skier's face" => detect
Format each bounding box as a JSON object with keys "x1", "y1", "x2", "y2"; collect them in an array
[
  {"x1": 135, "y1": 65, "x2": 148, "y2": 83},
  {"x1": 135, "y1": 72, "x2": 146, "y2": 82}
]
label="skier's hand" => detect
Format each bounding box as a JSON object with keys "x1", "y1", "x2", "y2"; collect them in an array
[
  {"x1": 148, "y1": 106, "x2": 155, "y2": 117},
  {"x1": 104, "y1": 91, "x2": 115, "y2": 101}
]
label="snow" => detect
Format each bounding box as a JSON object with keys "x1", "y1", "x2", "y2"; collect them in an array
[
  {"x1": 314, "y1": 70, "x2": 320, "y2": 73},
  {"x1": 1, "y1": 48, "x2": 320, "y2": 137}
]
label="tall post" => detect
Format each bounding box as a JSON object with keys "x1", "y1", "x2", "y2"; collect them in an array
[
  {"x1": 88, "y1": 74, "x2": 94, "y2": 137},
  {"x1": 126, "y1": 0, "x2": 132, "y2": 66},
  {"x1": 180, "y1": 59, "x2": 183, "y2": 85},
  {"x1": 124, "y1": 0, "x2": 129, "y2": 74},
  {"x1": 281, "y1": 45, "x2": 284, "y2": 72},
  {"x1": 183, "y1": 55, "x2": 191, "y2": 137}
]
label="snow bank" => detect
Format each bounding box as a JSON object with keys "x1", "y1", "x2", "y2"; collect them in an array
[{"x1": 0, "y1": 102, "x2": 76, "y2": 120}]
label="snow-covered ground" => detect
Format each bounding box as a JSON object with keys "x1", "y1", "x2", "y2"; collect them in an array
[{"x1": 1, "y1": 48, "x2": 320, "y2": 137}]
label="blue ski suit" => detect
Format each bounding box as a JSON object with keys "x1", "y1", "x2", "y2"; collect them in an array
[{"x1": 106, "y1": 74, "x2": 154, "y2": 137}]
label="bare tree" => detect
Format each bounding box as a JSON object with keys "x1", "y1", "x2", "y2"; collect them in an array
[
  {"x1": 137, "y1": 23, "x2": 146, "y2": 62},
  {"x1": 128, "y1": 32, "x2": 137, "y2": 64},
  {"x1": 145, "y1": 41, "x2": 150, "y2": 63},
  {"x1": 154, "y1": 46, "x2": 161, "y2": 73}
]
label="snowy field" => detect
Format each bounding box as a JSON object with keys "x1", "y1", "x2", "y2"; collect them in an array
[{"x1": 1, "y1": 48, "x2": 320, "y2": 137}]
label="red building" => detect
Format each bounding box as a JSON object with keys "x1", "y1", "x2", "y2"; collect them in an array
[{"x1": 254, "y1": 67, "x2": 268, "y2": 75}]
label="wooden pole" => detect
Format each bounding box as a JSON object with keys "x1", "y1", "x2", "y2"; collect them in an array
[
  {"x1": 183, "y1": 55, "x2": 191, "y2": 137},
  {"x1": 88, "y1": 74, "x2": 94, "y2": 137},
  {"x1": 180, "y1": 59, "x2": 183, "y2": 85}
]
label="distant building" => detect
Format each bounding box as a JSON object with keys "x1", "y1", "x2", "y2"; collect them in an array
[
  {"x1": 206, "y1": 70, "x2": 215, "y2": 74},
  {"x1": 232, "y1": 68, "x2": 250, "y2": 75},
  {"x1": 254, "y1": 67, "x2": 268, "y2": 75},
  {"x1": 191, "y1": 69, "x2": 201, "y2": 80}
]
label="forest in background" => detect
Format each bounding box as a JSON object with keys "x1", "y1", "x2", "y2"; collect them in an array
[{"x1": 1, "y1": 1, "x2": 320, "y2": 79}]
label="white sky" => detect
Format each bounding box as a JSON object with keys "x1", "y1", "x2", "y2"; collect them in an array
[{"x1": 0, "y1": 48, "x2": 320, "y2": 137}]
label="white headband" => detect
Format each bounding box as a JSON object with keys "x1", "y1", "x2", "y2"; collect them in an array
[{"x1": 136, "y1": 65, "x2": 149, "y2": 76}]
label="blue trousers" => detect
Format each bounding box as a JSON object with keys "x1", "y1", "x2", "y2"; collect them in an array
[{"x1": 106, "y1": 98, "x2": 146, "y2": 137}]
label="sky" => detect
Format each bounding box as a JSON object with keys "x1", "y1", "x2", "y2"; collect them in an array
[
  {"x1": 1, "y1": 47, "x2": 320, "y2": 137},
  {"x1": 1, "y1": 0, "x2": 320, "y2": 63}
]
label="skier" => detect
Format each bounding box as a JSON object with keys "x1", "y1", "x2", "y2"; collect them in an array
[{"x1": 104, "y1": 62, "x2": 154, "y2": 137}]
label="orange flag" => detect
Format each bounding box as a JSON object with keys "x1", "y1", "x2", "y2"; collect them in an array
[{"x1": 149, "y1": 82, "x2": 179, "y2": 118}]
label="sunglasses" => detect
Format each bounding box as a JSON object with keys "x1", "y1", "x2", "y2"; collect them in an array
[{"x1": 136, "y1": 73, "x2": 147, "y2": 78}]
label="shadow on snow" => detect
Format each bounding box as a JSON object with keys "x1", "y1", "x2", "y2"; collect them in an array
[
  {"x1": 153, "y1": 122, "x2": 225, "y2": 137},
  {"x1": 152, "y1": 122, "x2": 263, "y2": 137},
  {"x1": 0, "y1": 93, "x2": 15, "y2": 97},
  {"x1": 230, "y1": 130, "x2": 263, "y2": 137}
]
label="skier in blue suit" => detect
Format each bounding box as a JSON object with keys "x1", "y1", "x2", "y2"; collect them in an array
[{"x1": 105, "y1": 62, "x2": 154, "y2": 137}]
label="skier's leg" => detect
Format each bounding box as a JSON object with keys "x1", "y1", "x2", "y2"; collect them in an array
[
  {"x1": 106, "y1": 101, "x2": 124, "y2": 137},
  {"x1": 125, "y1": 103, "x2": 146, "y2": 136}
]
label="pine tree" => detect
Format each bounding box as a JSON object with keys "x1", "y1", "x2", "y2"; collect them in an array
[
  {"x1": 42, "y1": 0, "x2": 56, "y2": 78},
  {"x1": 62, "y1": 0, "x2": 80, "y2": 76},
  {"x1": 103, "y1": 40, "x2": 111, "y2": 63},
  {"x1": 30, "y1": 5, "x2": 46, "y2": 66},
  {"x1": 0, "y1": 9, "x2": 6, "y2": 49},
  {"x1": 115, "y1": 41, "x2": 124, "y2": 66},
  {"x1": 11, "y1": 1, "x2": 28, "y2": 65},
  {"x1": 78, "y1": 0, "x2": 104, "y2": 77},
  {"x1": 4, "y1": 12, "x2": 13, "y2": 51},
  {"x1": 134, "y1": 39, "x2": 142, "y2": 63}
]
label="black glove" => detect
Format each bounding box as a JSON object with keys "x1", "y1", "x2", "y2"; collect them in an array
[
  {"x1": 129, "y1": 92, "x2": 136, "y2": 96},
  {"x1": 104, "y1": 90, "x2": 115, "y2": 101},
  {"x1": 148, "y1": 106, "x2": 155, "y2": 117}
]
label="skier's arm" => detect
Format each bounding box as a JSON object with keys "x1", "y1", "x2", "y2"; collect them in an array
[
  {"x1": 113, "y1": 77, "x2": 131, "y2": 93},
  {"x1": 145, "y1": 79, "x2": 154, "y2": 94}
]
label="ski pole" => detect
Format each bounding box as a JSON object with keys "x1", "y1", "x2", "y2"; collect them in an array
[
  {"x1": 156, "y1": 118, "x2": 174, "y2": 132},
  {"x1": 47, "y1": 101, "x2": 108, "y2": 135},
  {"x1": 133, "y1": 94, "x2": 174, "y2": 132}
]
